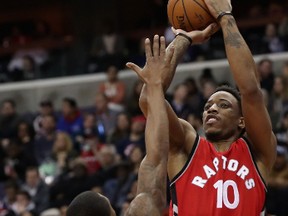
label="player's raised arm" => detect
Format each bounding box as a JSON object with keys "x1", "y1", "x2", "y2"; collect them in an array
[
  {"x1": 128, "y1": 24, "x2": 217, "y2": 153},
  {"x1": 125, "y1": 35, "x2": 172, "y2": 216},
  {"x1": 204, "y1": 0, "x2": 276, "y2": 171}
]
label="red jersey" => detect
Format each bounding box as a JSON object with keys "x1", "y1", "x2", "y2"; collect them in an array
[{"x1": 169, "y1": 135, "x2": 266, "y2": 216}]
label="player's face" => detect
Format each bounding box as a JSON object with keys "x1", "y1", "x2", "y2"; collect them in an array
[{"x1": 203, "y1": 91, "x2": 243, "y2": 142}]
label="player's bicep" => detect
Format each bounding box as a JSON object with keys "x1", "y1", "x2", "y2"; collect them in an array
[{"x1": 242, "y1": 91, "x2": 276, "y2": 170}]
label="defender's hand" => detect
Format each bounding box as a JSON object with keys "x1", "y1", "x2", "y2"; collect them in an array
[{"x1": 126, "y1": 35, "x2": 174, "y2": 85}]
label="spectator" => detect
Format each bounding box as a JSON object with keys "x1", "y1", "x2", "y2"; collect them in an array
[
  {"x1": 94, "y1": 93, "x2": 119, "y2": 140},
  {"x1": 2, "y1": 181, "x2": 19, "y2": 211},
  {"x1": 275, "y1": 110, "x2": 288, "y2": 147},
  {"x1": 16, "y1": 122, "x2": 35, "y2": 160},
  {"x1": 33, "y1": 100, "x2": 55, "y2": 136},
  {"x1": 49, "y1": 132, "x2": 78, "y2": 176},
  {"x1": 102, "y1": 162, "x2": 132, "y2": 214},
  {"x1": 9, "y1": 56, "x2": 39, "y2": 81},
  {"x1": 107, "y1": 113, "x2": 131, "y2": 146},
  {"x1": 11, "y1": 191, "x2": 36, "y2": 216},
  {"x1": 2, "y1": 140, "x2": 37, "y2": 181},
  {"x1": 169, "y1": 83, "x2": 191, "y2": 119},
  {"x1": 57, "y1": 98, "x2": 83, "y2": 141},
  {"x1": 87, "y1": 144, "x2": 119, "y2": 189},
  {"x1": 127, "y1": 145, "x2": 144, "y2": 174},
  {"x1": 269, "y1": 76, "x2": 288, "y2": 129},
  {"x1": 201, "y1": 80, "x2": 217, "y2": 103},
  {"x1": 50, "y1": 162, "x2": 89, "y2": 207},
  {"x1": 0, "y1": 99, "x2": 22, "y2": 139},
  {"x1": 199, "y1": 68, "x2": 216, "y2": 88},
  {"x1": 88, "y1": 22, "x2": 126, "y2": 72},
  {"x1": 126, "y1": 80, "x2": 144, "y2": 117},
  {"x1": 187, "y1": 112, "x2": 205, "y2": 137},
  {"x1": 266, "y1": 145, "x2": 288, "y2": 215},
  {"x1": 99, "y1": 65, "x2": 126, "y2": 112},
  {"x1": 22, "y1": 167, "x2": 49, "y2": 214},
  {"x1": 258, "y1": 58, "x2": 275, "y2": 94},
  {"x1": 117, "y1": 115, "x2": 145, "y2": 158},
  {"x1": 262, "y1": 23, "x2": 285, "y2": 53},
  {"x1": 34, "y1": 115, "x2": 57, "y2": 165},
  {"x1": 184, "y1": 77, "x2": 204, "y2": 115}
]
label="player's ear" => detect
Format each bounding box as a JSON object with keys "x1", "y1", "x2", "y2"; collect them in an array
[{"x1": 238, "y1": 117, "x2": 245, "y2": 130}]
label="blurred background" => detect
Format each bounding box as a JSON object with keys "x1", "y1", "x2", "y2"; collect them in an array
[{"x1": 0, "y1": 0, "x2": 287, "y2": 215}]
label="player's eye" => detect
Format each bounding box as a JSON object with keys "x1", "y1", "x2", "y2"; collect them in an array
[
  {"x1": 218, "y1": 102, "x2": 229, "y2": 108},
  {"x1": 204, "y1": 104, "x2": 211, "y2": 111}
]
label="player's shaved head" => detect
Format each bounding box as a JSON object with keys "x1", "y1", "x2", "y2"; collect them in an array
[{"x1": 67, "y1": 191, "x2": 111, "y2": 216}]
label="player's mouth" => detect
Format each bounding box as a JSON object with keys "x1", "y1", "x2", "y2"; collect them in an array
[{"x1": 205, "y1": 114, "x2": 220, "y2": 125}]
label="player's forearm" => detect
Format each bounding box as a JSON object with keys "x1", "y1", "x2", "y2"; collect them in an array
[
  {"x1": 220, "y1": 16, "x2": 260, "y2": 94},
  {"x1": 163, "y1": 36, "x2": 191, "y2": 91},
  {"x1": 146, "y1": 84, "x2": 169, "y2": 157}
]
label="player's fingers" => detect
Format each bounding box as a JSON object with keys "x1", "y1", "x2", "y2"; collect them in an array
[
  {"x1": 166, "y1": 45, "x2": 174, "y2": 63},
  {"x1": 144, "y1": 38, "x2": 152, "y2": 60},
  {"x1": 203, "y1": 23, "x2": 218, "y2": 38},
  {"x1": 153, "y1": 35, "x2": 160, "y2": 57},
  {"x1": 160, "y1": 36, "x2": 166, "y2": 57},
  {"x1": 126, "y1": 62, "x2": 142, "y2": 77}
]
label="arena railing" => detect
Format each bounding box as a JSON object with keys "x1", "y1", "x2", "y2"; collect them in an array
[{"x1": 0, "y1": 52, "x2": 287, "y2": 113}]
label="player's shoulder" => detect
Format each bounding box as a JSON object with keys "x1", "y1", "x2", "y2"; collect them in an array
[{"x1": 178, "y1": 118, "x2": 198, "y2": 153}]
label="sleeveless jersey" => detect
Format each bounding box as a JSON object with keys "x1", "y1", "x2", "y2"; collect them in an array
[{"x1": 169, "y1": 135, "x2": 266, "y2": 216}]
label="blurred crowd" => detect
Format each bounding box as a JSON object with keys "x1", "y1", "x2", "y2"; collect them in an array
[
  {"x1": 0, "y1": 58, "x2": 287, "y2": 216},
  {"x1": 0, "y1": 1, "x2": 287, "y2": 81}
]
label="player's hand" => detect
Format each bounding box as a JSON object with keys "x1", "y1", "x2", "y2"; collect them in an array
[
  {"x1": 203, "y1": 0, "x2": 232, "y2": 20},
  {"x1": 172, "y1": 23, "x2": 219, "y2": 44},
  {"x1": 126, "y1": 35, "x2": 174, "y2": 85}
]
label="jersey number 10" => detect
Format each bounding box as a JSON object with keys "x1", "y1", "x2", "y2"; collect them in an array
[{"x1": 214, "y1": 180, "x2": 240, "y2": 209}]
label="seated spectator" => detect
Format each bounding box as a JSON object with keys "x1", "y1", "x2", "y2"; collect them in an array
[
  {"x1": 258, "y1": 58, "x2": 275, "y2": 94},
  {"x1": 117, "y1": 115, "x2": 145, "y2": 158},
  {"x1": 107, "y1": 113, "x2": 131, "y2": 146},
  {"x1": 16, "y1": 122, "x2": 35, "y2": 160},
  {"x1": 266, "y1": 145, "x2": 288, "y2": 215},
  {"x1": 87, "y1": 144, "x2": 119, "y2": 189},
  {"x1": 0, "y1": 99, "x2": 22, "y2": 139},
  {"x1": 126, "y1": 80, "x2": 144, "y2": 117},
  {"x1": 49, "y1": 132, "x2": 78, "y2": 176},
  {"x1": 9, "y1": 56, "x2": 40, "y2": 81},
  {"x1": 98, "y1": 65, "x2": 126, "y2": 112},
  {"x1": 199, "y1": 68, "x2": 216, "y2": 88},
  {"x1": 49, "y1": 162, "x2": 90, "y2": 207},
  {"x1": 201, "y1": 80, "x2": 217, "y2": 104},
  {"x1": 102, "y1": 161, "x2": 133, "y2": 214},
  {"x1": 168, "y1": 83, "x2": 191, "y2": 120},
  {"x1": 2, "y1": 140, "x2": 37, "y2": 182},
  {"x1": 262, "y1": 23, "x2": 285, "y2": 53},
  {"x1": 57, "y1": 98, "x2": 83, "y2": 141},
  {"x1": 184, "y1": 77, "x2": 204, "y2": 115},
  {"x1": 33, "y1": 100, "x2": 55, "y2": 136},
  {"x1": 22, "y1": 167, "x2": 49, "y2": 214},
  {"x1": 127, "y1": 145, "x2": 144, "y2": 174},
  {"x1": 187, "y1": 112, "x2": 205, "y2": 137},
  {"x1": 88, "y1": 21, "x2": 126, "y2": 72},
  {"x1": 2, "y1": 181, "x2": 19, "y2": 212},
  {"x1": 269, "y1": 76, "x2": 288, "y2": 129},
  {"x1": 275, "y1": 110, "x2": 288, "y2": 147},
  {"x1": 34, "y1": 115, "x2": 57, "y2": 165},
  {"x1": 11, "y1": 191, "x2": 36, "y2": 216},
  {"x1": 94, "y1": 93, "x2": 119, "y2": 140}
]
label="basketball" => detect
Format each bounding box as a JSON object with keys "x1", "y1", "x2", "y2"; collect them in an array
[{"x1": 167, "y1": 0, "x2": 215, "y2": 31}]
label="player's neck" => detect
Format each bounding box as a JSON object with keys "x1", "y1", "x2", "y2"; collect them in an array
[{"x1": 212, "y1": 141, "x2": 232, "y2": 152}]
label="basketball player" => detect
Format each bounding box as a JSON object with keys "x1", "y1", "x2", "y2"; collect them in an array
[
  {"x1": 67, "y1": 20, "x2": 217, "y2": 216},
  {"x1": 127, "y1": 0, "x2": 277, "y2": 215}
]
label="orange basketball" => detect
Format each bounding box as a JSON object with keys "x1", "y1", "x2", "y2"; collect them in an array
[{"x1": 167, "y1": 0, "x2": 215, "y2": 31}]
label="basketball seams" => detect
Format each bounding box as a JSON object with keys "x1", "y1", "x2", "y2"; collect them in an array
[
  {"x1": 181, "y1": 0, "x2": 194, "y2": 30},
  {"x1": 171, "y1": 0, "x2": 180, "y2": 29},
  {"x1": 193, "y1": 0, "x2": 213, "y2": 17}
]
